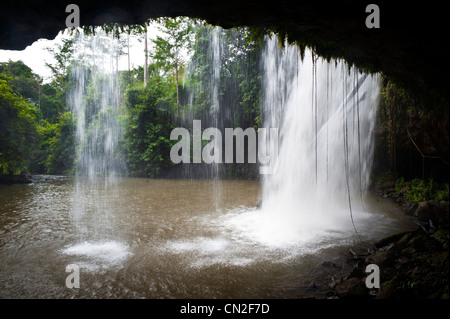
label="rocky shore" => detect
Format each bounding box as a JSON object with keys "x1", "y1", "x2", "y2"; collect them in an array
[
  {"x1": 29, "y1": 174, "x2": 70, "y2": 183},
  {"x1": 0, "y1": 172, "x2": 32, "y2": 184},
  {"x1": 307, "y1": 182, "x2": 449, "y2": 299},
  {"x1": 0, "y1": 173, "x2": 70, "y2": 184}
]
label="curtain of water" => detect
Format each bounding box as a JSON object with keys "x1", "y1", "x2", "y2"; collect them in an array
[
  {"x1": 260, "y1": 35, "x2": 380, "y2": 233},
  {"x1": 179, "y1": 26, "x2": 222, "y2": 180},
  {"x1": 68, "y1": 30, "x2": 125, "y2": 242}
]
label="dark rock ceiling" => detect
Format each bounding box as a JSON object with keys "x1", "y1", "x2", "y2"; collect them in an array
[{"x1": 0, "y1": 1, "x2": 447, "y2": 101}]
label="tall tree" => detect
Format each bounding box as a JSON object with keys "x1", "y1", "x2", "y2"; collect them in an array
[
  {"x1": 0, "y1": 60, "x2": 45, "y2": 106},
  {"x1": 152, "y1": 17, "x2": 193, "y2": 115},
  {"x1": 45, "y1": 38, "x2": 75, "y2": 90},
  {"x1": 0, "y1": 60, "x2": 64, "y2": 123},
  {"x1": 144, "y1": 30, "x2": 148, "y2": 87}
]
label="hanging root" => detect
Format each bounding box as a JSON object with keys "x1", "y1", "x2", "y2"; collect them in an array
[
  {"x1": 343, "y1": 69, "x2": 358, "y2": 234},
  {"x1": 356, "y1": 70, "x2": 367, "y2": 214}
]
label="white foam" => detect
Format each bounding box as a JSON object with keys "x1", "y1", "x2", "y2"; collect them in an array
[
  {"x1": 61, "y1": 240, "x2": 132, "y2": 272},
  {"x1": 167, "y1": 237, "x2": 228, "y2": 254}
]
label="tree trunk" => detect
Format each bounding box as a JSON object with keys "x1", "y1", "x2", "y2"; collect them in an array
[
  {"x1": 176, "y1": 61, "x2": 179, "y2": 115},
  {"x1": 38, "y1": 82, "x2": 41, "y2": 110},
  {"x1": 116, "y1": 54, "x2": 120, "y2": 110},
  {"x1": 144, "y1": 31, "x2": 148, "y2": 87},
  {"x1": 127, "y1": 33, "x2": 131, "y2": 81}
]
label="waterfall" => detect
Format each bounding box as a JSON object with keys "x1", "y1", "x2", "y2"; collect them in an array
[
  {"x1": 258, "y1": 35, "x2": 380, "y2": 242},
  {"x1": 179, "y1": 26, "x2": 223, "y2": 179},
  {"x1": 67, "y1": 29, "x2": 126, "y2": 242},
  {"x1": 210, "y1": 27, "x2": 221, "y2": 179},
  {"x1": 69, "y1": 31, "x2": 124, "y2": 179}
]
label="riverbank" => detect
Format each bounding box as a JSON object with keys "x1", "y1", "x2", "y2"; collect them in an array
[
  {"x1": 0, "y1": 173, "x2": 32, "y2": 184},
  {"x1": 29, "y1": 174, "x2": 70, "y2": 183},
  {"x1": 0, "y1": 173, "x2": 70, "y2": 184},
  {"x1": 305, "y1": 184, "x2": 449, "y2": 299}
]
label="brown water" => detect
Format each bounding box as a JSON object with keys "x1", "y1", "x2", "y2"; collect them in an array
[{"x1": 0, "y1": 177, "x2": 416, "y2": 299}]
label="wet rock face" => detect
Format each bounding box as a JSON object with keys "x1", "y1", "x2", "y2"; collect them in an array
[
  {"x1": 334, "y1": 277, "x2": 366, "y2": 298},
  {"x1": 0, "y1": 1, "x2": 447, "y2": 99},
  {"x1": 314, "y1": 193, "x2": 448, "y2": 299},
  {"x1": 324, "y1": 223, "x2": 449, "y2": 299}
]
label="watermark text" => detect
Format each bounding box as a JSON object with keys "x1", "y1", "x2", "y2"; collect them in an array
[{"x1": 170, "y1": 120, "x2": 278, "y2": 174}]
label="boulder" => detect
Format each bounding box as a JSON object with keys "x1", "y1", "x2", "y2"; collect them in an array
[
  {"x1": 334, "y1": 277, "x2": 366, "y2": 298},
  {"x1": 404, "y1": 202, "x2": 418, "y2": 215},
  {"x1": 365, "y1": 251, "x2": 390, "y2": 267},
  {"x1": 413, "y1": 201, "x2": 446, "y2": 225},
  {"x1": 375, "y1": 231, "x2": 412, "y2": 249}
]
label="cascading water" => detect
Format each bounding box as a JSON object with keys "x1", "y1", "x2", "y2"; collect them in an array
[
  {"x1": 63, "y1": 30, "x2": 131, "y2": 270},
  {"x1": 210, "y1": 27, "x2": 221, "y2": 180},
  {"x1": 264, "y1": 36, "x2": 379, "y2": 236},
  {"x1": 70, "y1": 31, "x2": 124, "y2": 180},
  {"x1": 225, "y1": 36, "x2": 380, "y2": 247},
  {"x1": 180, "y1": 26, "x2": 223, "y2": 180}
]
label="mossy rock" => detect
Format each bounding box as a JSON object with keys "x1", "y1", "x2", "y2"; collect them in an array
[
  {"x1": 375, "y1": 230, "x2": 413, "y2": 249},
  {"x1": 432, "y1": 229, "x2": 449, "y2": 249}
]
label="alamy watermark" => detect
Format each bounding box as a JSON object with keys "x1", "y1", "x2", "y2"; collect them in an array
[
  {"x1": 65, "y1": 4, "x2": 80, "y2": 29},
  {"x1": 365, "y1": 264, "x2": 380, "y2": 289},
  {"x1": 65, "y1": 264, "x2": 80, "y2": 289},
  {"x1": 170, "y1": 120, "x2": 278, "y2": 175},
  {"x1": 365, "y1": 4, "x2": 380, "y2": 29}
]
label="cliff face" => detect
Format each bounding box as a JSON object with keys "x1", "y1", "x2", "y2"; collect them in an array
[{"x1": 0, "y1": 1, "x2": 447, "y2": 103}]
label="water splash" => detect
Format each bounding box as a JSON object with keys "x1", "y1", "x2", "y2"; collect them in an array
[
  {"x1": 61, "y1": 241, "x2": 132, "y2": 273},
  {"x1": 246, "y1": 36, "x2": 380, "y2": 245}
]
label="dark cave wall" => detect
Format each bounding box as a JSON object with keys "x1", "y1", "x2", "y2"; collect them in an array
[{"x1": 0, "y1": 0, "x2": 447, "y2": 102}]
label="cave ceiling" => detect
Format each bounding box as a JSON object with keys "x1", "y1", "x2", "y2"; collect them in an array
[{"x1": 0, "y1": 1, "x2": 447, "y2": 100}]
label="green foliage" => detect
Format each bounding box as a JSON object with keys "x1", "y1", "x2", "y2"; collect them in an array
[
  {"x1": 151, "y1": 17, "x2": 194, "y2": 115},
  {"x1": 394, "y1": 176, "x2": 404, "y2": 192},
  {"x1": 40, "y1": 112, "x2": 76, "y2": 174},
  {"x1": 0, "y1": 74, "x2": 40, "y2": 174},
  {"x1": 435, "y1": 183, "x2": 449, "y2": 206},
  {"x1": 375, "y1": 77, "x2": 449, "y2": 183},
  {"x1": 395, "y1": 177, "x2": 449, "y2": 206},
  {"x1": 1, "y1": 20, "x2": 265, "y2": 180},
  {"x1": 0, "y1": 60, "x2": 65, "y2": 123},
  {"x1": 181, "y1": 26, "x2": 263, "y2": 129},
  {"x1": 0, "y1": 60, "x2": 42, "y2": 105},
  {"x1": 407, "y1": 179, "x2": 433, "y2": 203},
  {"x1": 71, "y1": 23, "x2": 149, "y2": 39},
  {"x1": 39, "y1": 84, "x2": 64, "y2": 123},
  {"x1": 123, "y1": 76, "x2": 176, "y2": 177},
  {"x1": 152, "y1": 17, "x2": 193, "y2": 70},
  {"x1": 1, "y1": 53, "x2": 76, "y2": 177},
  {"x1": 45, "y1": 38, "x2": 75, "y2": 90},
  {"x1": 376, "y1": 170, "x2": 397, "y2": 185}
]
